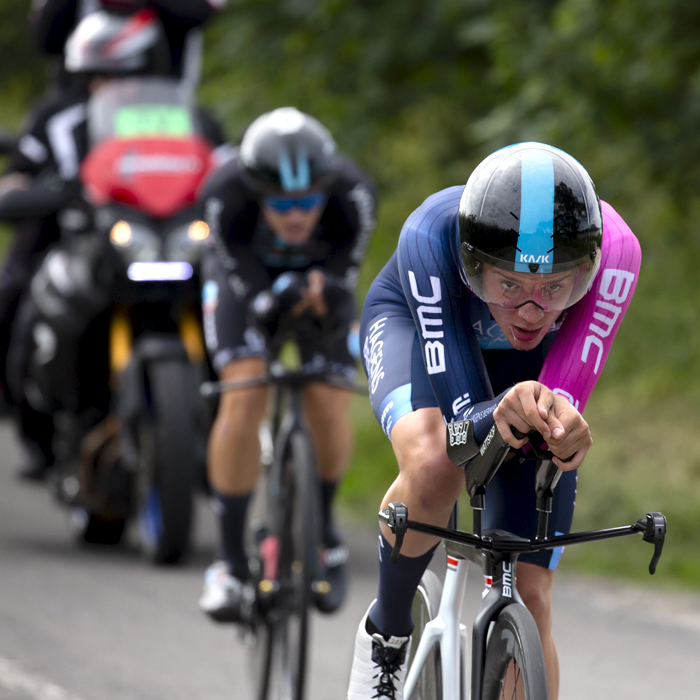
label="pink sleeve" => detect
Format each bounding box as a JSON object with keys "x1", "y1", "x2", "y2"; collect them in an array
[{"x1": 537, "y1": 201, "x2": 641, "y2": 413}]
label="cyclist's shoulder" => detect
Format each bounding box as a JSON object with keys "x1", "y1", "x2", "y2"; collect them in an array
[
  {"x1": 200, "y1": 153, "x2": 247, "y2": 202},
  {"x1": 401, "y1": 186, "x2": 463, "y2": 239},
  {"x1": 327, "y1": 156, "x2": 377, "y2": 215},
  {"x1": 600, "y1": 200, "x2": 639, "y2": 248},
  {"x1": 396, "y1": 186, "x2": 463, "y2": 270}
]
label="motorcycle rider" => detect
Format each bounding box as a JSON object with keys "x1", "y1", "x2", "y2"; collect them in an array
[
  {"x1": 198, "y1": 107, "x2": 377, "y2": 619},
  {"x1": 0, "y1": 8, "x2": 225, "y2": 479}
]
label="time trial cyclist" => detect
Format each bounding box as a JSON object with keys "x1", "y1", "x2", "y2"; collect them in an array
[
  {"x1": 346, "y1": 142, "x2": 641, "y2": 700},
  {"x1": 197, "y1": 107, "x2": 377, "y2": 621}
]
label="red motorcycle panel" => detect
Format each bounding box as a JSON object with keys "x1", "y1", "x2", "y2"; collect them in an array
[{"x1": 81, "y1": 137, "x2": 214, "y2": 218}]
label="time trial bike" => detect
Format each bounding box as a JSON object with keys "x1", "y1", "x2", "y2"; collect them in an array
[{"x1": 380, "y1": 419, "x2": 667, "y2": 700}]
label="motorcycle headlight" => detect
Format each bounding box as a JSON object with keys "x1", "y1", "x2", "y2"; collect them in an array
[
  {"x1": 165, "y1": 220, "x2": 210, "y2": 264},
  {"x1": 110, "y1": 220, "x2": 161, "y2": 263}
]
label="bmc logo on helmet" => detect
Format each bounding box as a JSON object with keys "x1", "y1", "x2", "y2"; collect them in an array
[{"x1": 518, "y1": 253, "x2": 551, "y2": 264}]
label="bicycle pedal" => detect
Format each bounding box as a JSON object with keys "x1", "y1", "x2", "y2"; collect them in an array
[{"x1": 258, "y1": 579, "x2": 280, "y2": 596}]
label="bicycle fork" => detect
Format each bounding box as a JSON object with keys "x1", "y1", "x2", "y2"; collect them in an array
[{"x1": 404, "y1": 554, "x2": 469, "y2": 700}]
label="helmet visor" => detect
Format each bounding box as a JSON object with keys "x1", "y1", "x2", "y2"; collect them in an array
[{"x1": 461, "y1": 245, "x2": 601, "y2": 312}]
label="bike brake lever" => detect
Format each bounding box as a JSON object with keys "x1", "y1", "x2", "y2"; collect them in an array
[
  {"x1": 635, "y1": 512, "x2": 667, "y2": 575},
  {"x1": 510, "y1": 426, "x2": 573, "y2": 463},
  {"x1": 378, "y1": 502, "x2": 408, "y2": 565}
]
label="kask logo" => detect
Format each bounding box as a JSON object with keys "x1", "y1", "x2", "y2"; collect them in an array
[{"x1": 518, "y1": 253, "x2": 551, "y2": 264}]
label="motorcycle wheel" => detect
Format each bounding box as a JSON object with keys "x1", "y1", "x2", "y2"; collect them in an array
[{"x1": 137, "y1": 360, "x2": 196, "y2": 564}]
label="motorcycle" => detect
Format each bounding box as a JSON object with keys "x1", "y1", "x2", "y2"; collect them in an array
[{"x1": 9, "y1": 77, "x2": 217, "y2": 563}]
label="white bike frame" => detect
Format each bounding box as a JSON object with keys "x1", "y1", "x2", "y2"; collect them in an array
[{"x1": 404, "y1": 553, "x2": 470, "y2": 700}]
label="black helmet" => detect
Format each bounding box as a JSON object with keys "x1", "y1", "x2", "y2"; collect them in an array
[
  {"x1": 458, "y1": 142, "x2": 603, "y2": 312},
  {"x1": 240, "y1": 108, "x2": 337, "y2": 193},
  {"x1": 64, "y1": 9, "x2": 170, "y2": 76}
]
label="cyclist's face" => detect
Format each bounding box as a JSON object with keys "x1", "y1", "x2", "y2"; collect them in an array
[
  {"x1": 482, "y1": 267, "x2": 566, "y2": 350},
  {"x1": 480, "y1": 266, "x2": 578, "y2": 311},
  {"x1": 261, "y1": 191, "x2": 326, "y2": 245}
]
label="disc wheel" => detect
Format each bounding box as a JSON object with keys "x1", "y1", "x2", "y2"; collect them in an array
[
  {"x1": 254, "y1": 429, "x2": 319, "y2": 700},
  {"x1": 407, "y1": 569, "x2": 444, "y2": 700},
  {"x1": 481, "y1": 604, "x2": 549, "y2": 700},
  {"x1": 137, "y1": 360, "x2": 196, "y2": 564}
]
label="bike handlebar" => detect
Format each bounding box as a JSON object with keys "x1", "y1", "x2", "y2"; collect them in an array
[
  {"x1": 200, "y1": 365, "x2": 368, "y2": 397},
  {"x1": 379, "y1": 419, "x2": 667, "y2": 574}
]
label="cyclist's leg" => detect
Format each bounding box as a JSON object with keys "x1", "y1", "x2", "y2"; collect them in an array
[
  {"x1": 302, "y1": 382, "x2": 353, "y2": 543},
  {"x1": 483, "y1": 457, "x2": 577, "y2": 700},
  {"x1": 201, "y1": 251, "x2": 270, "y2": 588},
  {"x1": 348, "y1": 307, "x2": 461, "y2": 699},
  {"x1": 516, "y1": 563, "x2": 559, "y2": 699},
  {"x1": 362, "y1": 307, "x2": 462, "y2": 636},
  {"x1": 298, "y1": 318, "x2": 357, "y2": 547}
]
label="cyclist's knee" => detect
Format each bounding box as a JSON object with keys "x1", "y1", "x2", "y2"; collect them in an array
[
  {"x1": 392, "y1": 410, "x2": 463, "y2": 510},
  {"x1": 516, "y1": 563, "x2": 554, "y2": 632},
  {"x1": 215, "y1": 359, "x2": 269, "y2": 432}
]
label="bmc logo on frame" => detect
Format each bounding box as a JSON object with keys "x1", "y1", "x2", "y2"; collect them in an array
[{"x1": 502, "y1": 561, "x2": 513, "y2": 598}]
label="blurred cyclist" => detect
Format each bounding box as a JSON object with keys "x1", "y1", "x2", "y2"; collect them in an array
[
  {"x1": 346, "y1": 143, "x2": 641, "y2": 699},
  {"x1": 198, "y1": 107, "x2": 377, "y2": 620}
]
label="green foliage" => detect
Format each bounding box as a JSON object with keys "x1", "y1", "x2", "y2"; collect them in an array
[{"x1": 0, "y1": 1, "x2": 46, "y2": 127}]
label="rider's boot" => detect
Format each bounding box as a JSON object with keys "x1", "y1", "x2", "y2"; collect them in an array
[
  {"x1": 314, "y1": 532, "x2": 349, "y2": 614},
  {"x1": 347, "y1": 602, "x2": 411, "y2": 700}
]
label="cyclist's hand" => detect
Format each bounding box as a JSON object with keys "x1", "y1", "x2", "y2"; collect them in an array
[
  {"x1": 292, "y1": 270, "x2": 328, "y2": 318},
  {"x1": 494, "y1": 381, "x2": 590, "y2": 470},
  {"x1": 542, "y1": 394, "x2": 592, "y2": 470}
]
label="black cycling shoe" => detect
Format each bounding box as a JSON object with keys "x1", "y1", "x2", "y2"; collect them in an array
[{"x1": 313, "y1": 543, "x2": 349, "y2": 613}]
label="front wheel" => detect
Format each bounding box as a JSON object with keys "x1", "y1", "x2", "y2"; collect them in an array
[
  {"x1": 481, "y1": 604, "x2": 548, "y2": 700},
  {"x1": 406, "y1": 569, "x2": 443, "y2": 700},
  {"x1": 254, "y1": 429, "x2": 319, "y2": 700}
]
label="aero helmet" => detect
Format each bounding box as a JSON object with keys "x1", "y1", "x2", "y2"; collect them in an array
[
  {"x1": 459, "y1": 142, "x2": 603, "y2": 311},
  {"x1": 240, "y1": 108, "x2": 337, "y2": 193},
  {"x1": 64, "y1": 9, "x2": 170, "y2": 75}
]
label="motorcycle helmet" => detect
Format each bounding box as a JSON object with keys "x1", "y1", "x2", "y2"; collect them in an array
[
  {"x1": 64, "y1": 8, "x2": 170, "y2": 76},
  {"x1": 458, "y1": 142, "x2": 603, "y2": 312},
  {"x1": 240, "y1": 108, "x2": 338, "y2": 193}
]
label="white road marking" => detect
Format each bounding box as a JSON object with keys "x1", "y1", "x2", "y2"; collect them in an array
[{"x1": 0, "y1": 657, "x2": 86, "y2": 700}]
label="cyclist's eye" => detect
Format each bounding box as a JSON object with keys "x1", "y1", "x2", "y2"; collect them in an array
[
  {"x1": 500, "y1": 280, "x2": 519, "y2": 293},
  {"x1": 544, "y1": 284, "x2": 562, "y2": 294}
]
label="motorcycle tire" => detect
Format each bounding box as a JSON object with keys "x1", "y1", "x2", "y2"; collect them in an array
[{"x1": 137, "y1": 360, "x2": 196, "y2": 564}]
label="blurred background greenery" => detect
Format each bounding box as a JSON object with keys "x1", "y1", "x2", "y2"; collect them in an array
[{"x1": 1, "y1": 0, "x2": 698, "y2": 587}]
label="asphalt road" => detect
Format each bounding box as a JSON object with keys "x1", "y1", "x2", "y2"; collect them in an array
[{"x1": 0, "y1": 420, "x2": 698, "y2": 700}]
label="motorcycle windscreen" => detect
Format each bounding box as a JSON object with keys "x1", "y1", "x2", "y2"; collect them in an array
[{"x1": 81, "y1": 135, "x2": 214, "y2": 218}]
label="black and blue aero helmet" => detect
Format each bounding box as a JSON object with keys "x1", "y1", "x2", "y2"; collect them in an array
[
  {"x1": 459, "y1": 142, "x2": 603, "y2": 311},
  {"x1": 240, "y1": 107, "x2": 338, "y2": 194}
]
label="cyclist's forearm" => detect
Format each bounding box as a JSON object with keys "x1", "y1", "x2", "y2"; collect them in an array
[{"x1": 460, "y1": 389, "x2": 509, "y2": 444}]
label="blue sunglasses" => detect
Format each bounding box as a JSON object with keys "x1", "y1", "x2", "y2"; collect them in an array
[{"x1": 264, "y1": 192, "x2": 326, "y2": 213}]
